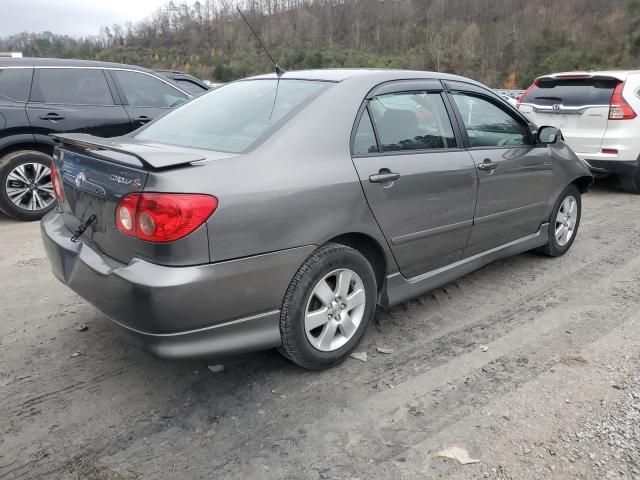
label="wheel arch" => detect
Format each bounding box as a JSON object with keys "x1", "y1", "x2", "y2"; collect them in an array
[
  {"x1": 326, "y1": 232, "x2": 387, "y2": 293},
  {"x1": 571, "y1": 175, "x2": 593, "y2": 194},
  {"x1": 0, "y1": 142, "x2": 53, "y2": 161}
]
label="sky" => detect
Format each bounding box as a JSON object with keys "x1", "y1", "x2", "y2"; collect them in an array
[{"x1": 0, "y1": 0, "x2": 190, "y2": 38}]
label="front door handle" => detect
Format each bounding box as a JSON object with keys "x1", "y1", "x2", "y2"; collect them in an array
[
  {"x1": 39, "y1": 113, "x2": 65, "y2": 121},
  {"x1": 369, "y1": 169, "x2": 401, "y2": 184},
  {"x1": 134, "y1": 115, "x2": 151, "y2": 124},
  {"x1": 477, "y1": 159, "x2": 498, "y2": 171}
]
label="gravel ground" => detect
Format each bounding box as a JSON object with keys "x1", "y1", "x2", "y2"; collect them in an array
[{"x1": 1, "y1": 179, "x2": 640, "y2": 480}]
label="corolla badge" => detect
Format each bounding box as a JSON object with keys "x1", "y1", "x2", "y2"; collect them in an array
[
  {"x1": 109, "y1": 174, "x2": 142, "y2": 187},
  {"x1": 75, "y1": 171, "x2": 86, "y2": 188}
]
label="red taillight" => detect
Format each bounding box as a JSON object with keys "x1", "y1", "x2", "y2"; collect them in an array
[
  {"x1": 601, "y1": 148, "x2": 619, "y2": 155},
  {"x1": 51, "y1": 163, "x2": 64, "y2": 202},
  {"x1": 609, "y1": 82, "x2": 637, "y2": 120},
  {"x1": 517, "y1": 80, "x2": 538, "y2": 108},
  {"x1": 115, "y1": 193, "x2": 218, "y2": 243}
]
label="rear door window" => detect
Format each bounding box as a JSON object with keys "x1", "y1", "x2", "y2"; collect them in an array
[
  {"x1": 368, "y1": 92, "x2": 456, "y2": 152},
  {"x1": 31, "y1": 68, "x2": 114, "y2": 105},
  {"x1": 0, "y1": 68, "x2": 33, "y2": 102},
  {"x1": 112, "y1": 70, "x2": 188, "y2": 108},
  {"x1": 521, "y1": 78, "x2": 617, "y2": 107},
  {"x1": 352, "y1": 109, "x2": 379, "y2": 155}
]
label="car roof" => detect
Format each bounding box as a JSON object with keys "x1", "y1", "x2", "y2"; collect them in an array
[
  {"x1": 536, "y1": 70, "x2": 640, "y2": 82},
  {"x1": 246, "y1": 68, "x2": 484, "y2": 86},
  {"x1": 0, "y1": 57, "x2": 153, "y2": 72}
]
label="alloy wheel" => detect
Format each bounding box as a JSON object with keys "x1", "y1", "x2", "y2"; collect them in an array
[
  {"x1": 5, "y1": 162, "x2": 55, "y2": 212},
  {"x1": 304, "y1": 268, "x2": 366, "y2": 352},
  {"x1": 555, "y1": 195, "x2": 578, "y2": 247}
]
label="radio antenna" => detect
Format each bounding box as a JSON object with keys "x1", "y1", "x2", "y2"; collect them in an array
[{"x1": 237, "y1": 7, "x2": 285, "y2": 77}]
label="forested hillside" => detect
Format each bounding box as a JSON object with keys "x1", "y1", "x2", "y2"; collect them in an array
[{"x1": 2, "y1": 0, "x2": 640, "y2": 87}]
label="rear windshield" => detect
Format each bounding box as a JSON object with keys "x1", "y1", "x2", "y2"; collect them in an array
[
  {"x1": 521, "y1": 78, "x2": 617, "y2": 107},
  {"x1": 135, "y1": 79, "x2": 331, "y2": 153}
]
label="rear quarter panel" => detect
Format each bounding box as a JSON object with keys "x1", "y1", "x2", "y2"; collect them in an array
[{"x1": 143, "y1": 77, "x2": 397, "y2": 272}]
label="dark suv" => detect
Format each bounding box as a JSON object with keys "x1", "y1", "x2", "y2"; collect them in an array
[{"x1": 0, "y1": 58, "x2": 209, "y2": 220}]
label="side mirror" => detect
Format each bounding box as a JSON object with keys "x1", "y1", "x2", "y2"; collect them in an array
[{"x1": 537, "y1": 126, "x2": 562, "y2": 145}]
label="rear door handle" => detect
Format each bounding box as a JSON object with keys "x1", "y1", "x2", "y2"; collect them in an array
[
  {"x1": 39, "y1": 113, "x2": 65, "y2": 121},
  {"x1": 477, "y1": 159, "x2": 498, "y2": 171},
  {"x1": 134, "y1": 115, "x2": 151, "y2": 124},
  {"x1": 369, "y1": 169, "x2": 401, "y2": 184}
]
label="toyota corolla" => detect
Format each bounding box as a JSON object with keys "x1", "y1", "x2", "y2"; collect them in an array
[{"x1": 41, "y1": 69, "x2": 592, "y2": 370}]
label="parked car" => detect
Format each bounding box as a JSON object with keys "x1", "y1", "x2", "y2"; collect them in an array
[
  {"x1": 518, "y1": 71, "x2": 640, "y2": 192},
  {"x1": 0, "y1": 57, "x2": 204, "y2": 220},
  {"x1": 153, "y1": 69, "x2": 211, "y2": 96},
  {"x1": 41, "y1": 69, "x2": 592, "y2": 370},
  {"x1": 493, "y1": 89, "x2": 522, "y2": 107}
]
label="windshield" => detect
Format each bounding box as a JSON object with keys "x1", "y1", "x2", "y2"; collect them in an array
[{"x1": 135, "y1": 79, "x2": 331, "y2": 153}]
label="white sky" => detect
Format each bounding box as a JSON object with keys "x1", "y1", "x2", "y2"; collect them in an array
[{"x1": 0, "y1": 0, "x2": 194, "y2": 38}]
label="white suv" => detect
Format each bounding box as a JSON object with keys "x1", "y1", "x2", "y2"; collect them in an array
[{"x1": 518, "y1": 71, "x2": 640, "y2": 192}]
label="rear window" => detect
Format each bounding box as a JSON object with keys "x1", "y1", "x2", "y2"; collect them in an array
[
  {"x1": 135, "y1": 79, "x2": 331, "y2": 153},
  {"x1": 521, "y1": 78, "x2": 617, "y2": 107},
  {"x1": 0, "y1": 68, "x2": 33, "y2": 102}
]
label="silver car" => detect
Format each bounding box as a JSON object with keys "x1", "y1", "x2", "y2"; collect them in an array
[{"x1": 41, "y1": 69, "x2": 592, "y2": 370}]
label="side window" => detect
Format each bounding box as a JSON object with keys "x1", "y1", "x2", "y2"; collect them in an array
[
  {"x1": 32, "y1": 69, "x2": 113, "y2": 105},
  {"x1": 113, "y1": 70, "x2": 188, "y2": 108},
  {"x1": 0, "y1": 68, "x2": 33, "y2": 102},
  {"x1": 451, "y1": 92, "x2": 531, "y2": 148},
  {"x1": 352, "y1": 108, "x2": 378, "y2": 155},
  {"x1": 369, "y1": 91, "x2": 456, "y2": 152}
]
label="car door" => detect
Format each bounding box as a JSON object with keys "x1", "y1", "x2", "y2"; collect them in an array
[
  {"x1": 108, "y1": 69, "x2": 189, "y2": 129},
  {"x1": 444, "y1": 81, "x2": 554, "y2": 256},
  {"x1": 351, "y1": 81, "x2": 478, "y2": 279},
  {"x1": 26, "y1": 68, "x2": 131, "y2": 140}
]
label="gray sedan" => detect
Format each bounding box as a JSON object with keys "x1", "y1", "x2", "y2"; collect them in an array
[{"x1": 41, "y1": 69, "x2": 592, "y2": 370}]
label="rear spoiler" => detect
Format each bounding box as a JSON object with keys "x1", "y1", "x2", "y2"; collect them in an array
[{"x1": 51, "y1": 133, "x2": 206, "y2": 170}]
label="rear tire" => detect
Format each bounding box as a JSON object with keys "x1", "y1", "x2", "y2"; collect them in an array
[
  {"x1": 537, "y1": 184, "x2": 581, "y2": 257},
  {"x1": 0, "y1": 150, "x2": 56, "y2": 221},
  {"x1": 620, "y1": 170, "x2": 640, "y2": 194},
  {"x1": 279, "y1": 243, "x2": 377, "y2": 370}
]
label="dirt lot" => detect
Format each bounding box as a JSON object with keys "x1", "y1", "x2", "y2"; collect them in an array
[{"x1": 1, "y1": 181, "x2": 640, "y2": 480}]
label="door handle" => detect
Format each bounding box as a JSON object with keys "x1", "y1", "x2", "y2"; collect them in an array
[
  {"x1": 369, "y1": 169, "x2": 401, "y2": 184},
  {"x1": 134, "y1": 115, "x2": 151, "y2": 124},
  {"x1": 477, "y1": 159, "x2": 498, "y2": 171},
  {"x1": 39, "y1": 113, "x2": 65, "y2": 121}
]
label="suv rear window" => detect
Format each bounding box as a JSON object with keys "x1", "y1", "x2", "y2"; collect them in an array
[
  {"x1": 135, "y1": 79, "x2": 331, "y2": 153},
  {"x1": 521, "y1": 78, "x2": 617, "y2": 107},
  {"x1": 0, "y1": 68, "x2": 33, "y2": 102}
]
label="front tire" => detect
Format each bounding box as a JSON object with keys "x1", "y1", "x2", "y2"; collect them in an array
[
  {"x1": 537, "y1": 184, "x2": 581, "y2": 257},
  {"x1": 279, "y1": 243, "x2": 377, "y2": 370},
  {"x1": 0, "y1": 150, "x2": 56, "y2": 221}
]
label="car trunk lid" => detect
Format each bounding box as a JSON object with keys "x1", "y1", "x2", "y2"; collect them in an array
[
  {"x1": 518, "y1": 76, "x2": 619, "y2": 154},
  {"x1": 51, "y1": 134, "x2": 206, "y2": 264}
]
